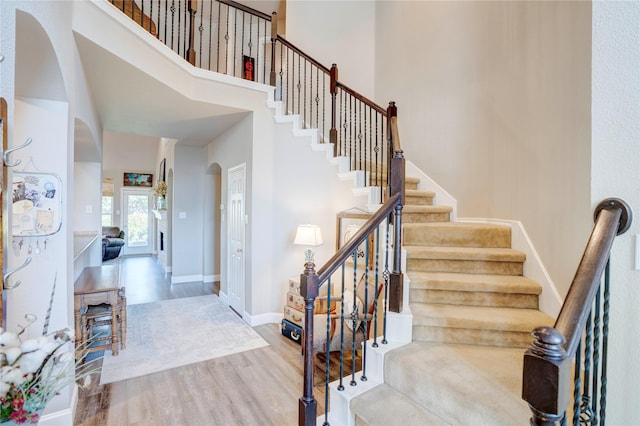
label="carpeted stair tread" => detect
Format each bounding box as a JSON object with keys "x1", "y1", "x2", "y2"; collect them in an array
[
  {"x1": 352, "y1": 383, "x2": 449, "y2": 426},
  {"x1": 381, "y1": 342, "x2": 531, "y2": 424},
  {"x1": 409, "y1": 271, "x2": 541, "y2": 295},
  {"x1": 405, "y1": 246, "x2": 526, "y2": 262},
  {"x1": 404, "y1": 222, "x2": 511, "y2": 248},
  {"x1": 405, "y1": 189, "x2": 435, "y2": 205},
  {"x1": 403, "y1": 205, "x2": 453, "y2": 214},
  {"x1": 410, "y1": 303, "x2": 552, "y2": 332}
]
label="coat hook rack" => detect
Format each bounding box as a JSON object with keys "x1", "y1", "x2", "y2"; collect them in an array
[
  {"x1": 4, "y1": 137, "x2": 32, "y2": 167},
  {"x1": 3, "y1": 257, "x2": 32, "y2": 290}
]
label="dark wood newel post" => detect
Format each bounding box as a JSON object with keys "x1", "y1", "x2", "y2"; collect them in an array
[
  {"x1": 299, "y1": 262, "x2": 319, "y2": 426},
  {"x1": 269, "y1": 12, "x2": 278, "y2": 86},
  {"x1": 387, "y1": 101, "x2": 404, "y2": 313},
  {"x1": 187, "y1": 0, "x2": 197, "y2": 65},
  {"x1": 522, "y1": 326, "x2": 570, "y2": 425},
  {"x1": 330, "y1": 64, "x2": 339, "y2": 155}
]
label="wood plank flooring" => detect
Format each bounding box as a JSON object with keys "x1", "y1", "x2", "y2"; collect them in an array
[{"x1": 74, "y1": 256, "x2": 326, "y2": 426}]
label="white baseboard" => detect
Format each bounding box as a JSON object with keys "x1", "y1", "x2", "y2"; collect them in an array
[
  {"x1": 39, "y1": 385, "x2": 77, "y2": 426},
  {"x1": 204, "y1": 274, "x2": 220, "y2": 283},
  {"x1": 171, "y1": 274, "x2": 203, "y2": 284},
  {"x1": 245, "y1": 311, "x2": 282, "y2": 327}
]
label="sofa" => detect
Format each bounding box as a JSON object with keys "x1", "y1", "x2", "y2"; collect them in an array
[{"x1": 102, "y1": 226, "x2": 125, "y2": 261}]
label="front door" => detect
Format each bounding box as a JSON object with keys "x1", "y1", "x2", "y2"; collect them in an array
[
  {"x1": 227, "y1": 164, "x2": 245, "y2": 316},
  {"x1": 122, "y1": 188, "x2": 153, "y2": 256}
]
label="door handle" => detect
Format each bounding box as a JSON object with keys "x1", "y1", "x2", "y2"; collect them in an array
[{"x1": 237, "y1": 248, "x2": 243, "y2": 253}]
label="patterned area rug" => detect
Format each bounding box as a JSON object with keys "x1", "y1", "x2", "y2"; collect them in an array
[{"x1": 99, "y1": 294, "x2": 269, "y2": 384}]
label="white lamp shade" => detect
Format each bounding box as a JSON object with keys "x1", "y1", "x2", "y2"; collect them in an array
[{"x1": 294, "y1": 224, "x2": 323, "y2": 247}]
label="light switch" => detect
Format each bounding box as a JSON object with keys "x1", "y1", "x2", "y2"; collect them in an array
[
  {"x1": 85, "y1": 205, "x2": 93, "y2": 214},
  {"x1": 179, "y1": 211, "x2": 187, "y2": 219}
]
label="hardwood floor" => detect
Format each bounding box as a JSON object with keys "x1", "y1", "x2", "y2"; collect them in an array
[{"x1": 74, "y1": 256, "x2": 325, "y2": 426}]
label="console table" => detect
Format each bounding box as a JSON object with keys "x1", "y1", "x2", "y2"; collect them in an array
[{"x1": 74, "y1": 264, "x2": 122, "y2": 355}]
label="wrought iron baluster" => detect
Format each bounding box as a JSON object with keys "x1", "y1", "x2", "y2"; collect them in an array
[
  {"x1": 278, "y1": 42, "x2": 283, "y2": 102},
  {"x1": 323, "y1": 277, "x2": 332, "y2": 426},
  {"x1": 322, "y1": 71, "x2": 326, "y2": 142},
  {"x1": 573, "y1": 340, "x2": 582, "y2": 425},
  {"x1": 338, "y1": 263, "x2": 346, "y2": 391},
  {"x1": 580, "y1": 313, "x2": 594, "y2": 424},
  {"x1": 303, "y1": 59, "x2": 307, "y2": 128},
  {"x1": 361, "y1": 241, "x2": 370, "y2": 382},
  {"x1": 382, "y1": 215, "x2": 390, "y2": 344},
  {"x1": 207, "y1": 1, "x2": 213, "y2": 71},
  {"x1": 297, "y1": 53, "x2": 301, "y2": 116},
  {"x1": 592, "y1": 287, "x2": 602, "y2": 424},
  {"x1": 599, "y1": 260, "x2": 610, "y2": 425},
  {"x1": 372, "y1": 227, "x2": 380, "y2": 348},
  {"x1": 233, "y1": 8, "x2": 238, "y2": 77},
  {"x1": 350, "y1": 252, "x2": 358, "y2": 387},
  {"x1": 170, "y1": 0, "x2": 176, "y2": 51},
  {"x1": 241, "y1": 12, "x2": 245, "y2": 74},
  {"x1": 198, "y1": 2, "x2": 204, "y2": 68}
]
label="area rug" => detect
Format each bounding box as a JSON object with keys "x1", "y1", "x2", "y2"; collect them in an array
[{"x1": 99, "y1": 294, "x2": 269, "y2": 384}]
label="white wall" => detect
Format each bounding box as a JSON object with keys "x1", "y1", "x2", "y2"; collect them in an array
[
  {"x1": 73, "y1": 161, "x2": 101, "y2": 232},
  {"x1": 591, "y1": 2, "x2": 640, "y2": 423},
  {"x1": 171, "y1": 145, "x2": 205, "y2": 281},
  {"x1": 286, "y1": 0, "x2": 376, "y2": 97},
  {"x1": 374, "y1": 1, "x2": 592, "y2": 297}
]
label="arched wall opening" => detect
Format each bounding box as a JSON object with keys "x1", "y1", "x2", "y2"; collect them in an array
[{"x1": 204, "y1": 162, "x2": 222, "y2": 284}]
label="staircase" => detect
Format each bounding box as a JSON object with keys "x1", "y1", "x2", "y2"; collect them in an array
[{"x1": 348, "y1": 179, "x2": 554, "y2": 424}]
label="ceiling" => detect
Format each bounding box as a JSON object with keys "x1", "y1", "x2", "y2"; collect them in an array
[{"x1": 74, "y1": 33, "x2": 250, "y2": 150}]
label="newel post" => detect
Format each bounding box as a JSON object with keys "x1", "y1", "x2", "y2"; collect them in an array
[
  {"x1": 330, "y1": 64, "x2": 339, "y2": 155},
  {"x1": 522, "y1": 326, "x2": 571, "y2": 425},
  {"x1": 387, "y1": 101, "x2": 404, "y2": 313},
  {"x1": 186, "y1": 0, "x2": 197, "y2": 65},
  {"x1": 299, "y1": 261, "x2": 319, "y2": 426},
  {"x1": 269, "y1": 12, "x2": 278, "y2": 86}
]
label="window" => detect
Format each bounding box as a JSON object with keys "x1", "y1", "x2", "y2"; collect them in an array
[{"x1": 102, "y1": 196, "x2": 113, "y2": 226}]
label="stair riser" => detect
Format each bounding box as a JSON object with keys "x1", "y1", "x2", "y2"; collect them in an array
[
  {"x1": 404, "y1": 227, "x2": 511, "y2": 248},
  {"x1": 403, "y1": 212, "x2": 451, "y2": 223},
  {"x1": 410, "y1": 289, "x2": 539, "y2": 309},
  {"x1": 405, "y1": 195, "x2": 433, "y2": 205},
  {"x1": 412, "y1": 326, "x2": 534, "y2": 349},
  {"x1": 407, "y1": 259, "x2": 524, "y2": 275}
]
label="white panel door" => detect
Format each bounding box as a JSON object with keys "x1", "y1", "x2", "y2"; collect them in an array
[
  {"x1": 122, "y1": 188, "x2": 153, "y2": 256},
  {"x1": 227, "y1": 164, "x2": 246, "y2": 316}
]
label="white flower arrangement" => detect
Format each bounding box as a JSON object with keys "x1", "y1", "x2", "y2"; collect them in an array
[
  {"x1": 152, "y1": 180, "x2": 167, "y2": 197},
  {"x1": 0, "y1": 315, "x2": 97, "y2": 424}
]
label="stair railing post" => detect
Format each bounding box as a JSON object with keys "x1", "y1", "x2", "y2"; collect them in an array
[
  {"x1": 522, "y1": 326, "x2": 571, "y2": 426},
  {"x1": 269, "y1": 11, "x2": 278, "y2": 87},
  {"x1": 186, "y1": 0, "x2": 197, "y2": 65},
  {"x1": 299, "y1": 260, "x2": 319, "y2": 426},
  {"x1": 330, "y1": 64, "x2": 339, "y2": 156},
  {"x1": 387, "y1": 101, "x2": 404, "y2": 313}
]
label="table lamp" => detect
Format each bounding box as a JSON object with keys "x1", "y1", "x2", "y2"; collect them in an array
[{"x1": 293, "y1": 224, "x2": 323, "y2": 265}]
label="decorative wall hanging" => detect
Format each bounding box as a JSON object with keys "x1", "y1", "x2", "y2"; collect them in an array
[
  {"x1": 12, "y1": 171, "x2": 62, "y2": 236},
  {"x1": 123, "y1": 172, "x2": 153, "y2": 187}
]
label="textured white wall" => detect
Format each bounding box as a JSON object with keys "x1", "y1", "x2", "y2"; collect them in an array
[
  {"x1": 591, "y1": 2, "x2": 640, "y2": 423},
  {"x1": 374, "y1": 1, "x2": 592, "y2": 297},
  {"x1": 286, "y1": 0, "x2": 376, "y2": 97}
]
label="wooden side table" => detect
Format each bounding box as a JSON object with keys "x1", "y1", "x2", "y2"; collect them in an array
[{"x1": 74, "y1": 264, "x2": 122, "y2": 355}]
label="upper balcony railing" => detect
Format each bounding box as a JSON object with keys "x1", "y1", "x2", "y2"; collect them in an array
[{"x1": 109, "y1": 0, "x2": 394, "y2": 204}]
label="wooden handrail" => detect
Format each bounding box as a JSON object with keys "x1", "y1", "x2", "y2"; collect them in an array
[
  {"x1": 335, "y1": 81, "x2": 387, "y2": 115},
  {"x1": 275, "y1": 35, "x2": 332, "y2": 74},
  {"x1": 522, "y1": 197, "x2": 632, "y2": 424},
  {"x1": 555, "y1": 198, "x2": 631, "y2": 356},
  {"x1": 218, "y1": 0, "x2": 273, "y2": 21}
]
